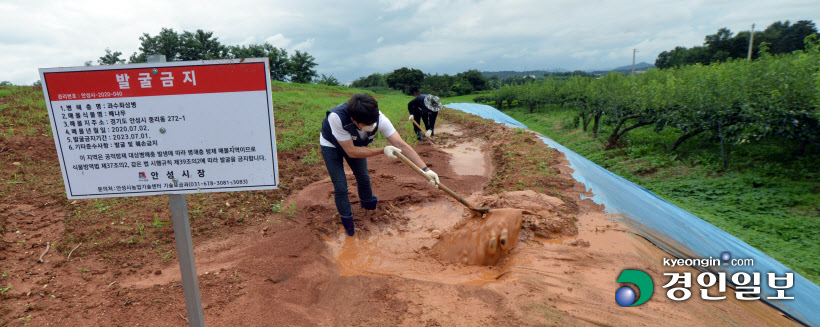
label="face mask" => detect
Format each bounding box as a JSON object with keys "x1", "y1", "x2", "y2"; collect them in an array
[{"x1": 361, "y1": 123, "x2": 376, "y2": 132}]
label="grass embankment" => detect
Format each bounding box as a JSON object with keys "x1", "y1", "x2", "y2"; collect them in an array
[
  {"x1": 446, "y1": 98, "x2": 820, "y2": 285},
  {"x1": 0, "y1": 83, "x2": 421, "y2": 264}
]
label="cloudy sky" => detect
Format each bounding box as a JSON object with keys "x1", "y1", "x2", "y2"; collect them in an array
[{"x1": 2, "y1": 0, "x2": 818, "y2": 85}]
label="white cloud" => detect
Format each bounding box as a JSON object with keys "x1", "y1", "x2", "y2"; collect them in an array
[
  {"x1": 238, "y1": 36, "x2": 257, "y2": 46},
  {"x1": 1, "y1": 0, "x2": 818, "y2": 84},
  {"x1": 293, "y1": 38, "x2": 315, "y2": 51},
  {"x1": 378, "y1": 0, "x2": 423, "y2": 12},
  {"x1": 265, "y1": 34, "x2": 292, "y2": 48}
]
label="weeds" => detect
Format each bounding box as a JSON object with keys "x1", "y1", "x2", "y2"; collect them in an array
[
  {"x1": 285, "y1": 202, "x2": 297, "y2": 217},
  {"x1": 271, "y1": 200, "x2": 282, "y2": 213},
  {"x1": 93, "y1": 200, "x2": 111, "y2": 212},
  {"x1": 18, "y1": 315, "x2": 31, "y2": 326},
  {"x1": 301, "y1": 147, "x2": 319, "y2": 166},
  {"x1": 160, "y1": 250, "x2": 174, "y2": 262},
  {"x1": 151, "y1": 213, "x2": 170, "y2": 228}
]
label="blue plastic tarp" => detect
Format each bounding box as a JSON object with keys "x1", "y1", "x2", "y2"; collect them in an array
[
  {"x1": 443, "y1": 103, "x2": 528, "y2": 129},
  {"x1": 445, "y1": 102, "x2": 820, "y2": 327}
]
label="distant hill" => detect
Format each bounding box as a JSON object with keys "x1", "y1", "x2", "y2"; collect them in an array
[
  {"x1": 611, "y1": 62, "x2": 655, "y2": 73},
  {"x1": 483, "y1": 62, "x2": 655, "y2": 80},
  {"x1": 480, "y1": 69, "x2": 568, "y2": 79},
  {"x1": 589, "y1": 62, "x2": 655, "y2": 75}
]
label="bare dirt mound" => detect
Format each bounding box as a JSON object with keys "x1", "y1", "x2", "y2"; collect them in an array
[{"x1": 0, "y1": 110, "x2": 800, "y2": 326}]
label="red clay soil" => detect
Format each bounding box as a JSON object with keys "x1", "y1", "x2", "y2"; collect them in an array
[{"x1": 0, "y1": 110, "x2": 800, "y2": 326}]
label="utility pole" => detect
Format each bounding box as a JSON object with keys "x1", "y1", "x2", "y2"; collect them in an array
[
  {"x1": 747, "y1": 23, "x2": 755, "y2": 61},
  {"x1": 631, "y1": 49, "x2": 637, "y2": 75}
]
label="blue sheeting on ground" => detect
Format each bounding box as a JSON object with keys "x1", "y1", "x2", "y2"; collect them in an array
[
  {"x1": 445, "y1": 102, "x2": 820, "y2": 327},
  {"x1": 443, "y1": 103, "x2": 529, "y2": 129}
]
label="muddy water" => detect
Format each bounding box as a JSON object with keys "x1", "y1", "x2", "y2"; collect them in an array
[
  {"x1": 435, "y1": 123, "x2": 487, "y2": 176},
  {"x1": 441, "y1": 141, "x2": 486, "y2": 176},
  {"x1": 433, "y1": 123, "x2": 463, "y2": 136},
  {"x1": 432, "y1": 209, "x2": 524, "y2": 265},
  {"x1": 324, "y1": 201, "x2": 516, "y2": 285}
]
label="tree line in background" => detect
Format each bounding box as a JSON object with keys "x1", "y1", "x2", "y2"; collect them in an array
[
  {"x1": 350, "y1": 68, "x2": 491, "y2": 97},
  {"x1": 655, "y1": 20, "x2": 817, "y2": 69},
  {"x1": 349, "y1": 67, "x2": 599, "y2": 97},
  {"x1": 91, "y1": 28, "x2": 320, "y2": 84},
  {"x1": 478, "y1": 36, "x2": 820, "y2": 168}
]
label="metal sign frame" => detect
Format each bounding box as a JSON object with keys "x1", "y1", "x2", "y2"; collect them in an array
[
  {"x1": 39, "y1": 58, "x2": 279, "y2": 199},
  {"x1": 38, "y1": 56, "x2": 279, "y2": 327}
]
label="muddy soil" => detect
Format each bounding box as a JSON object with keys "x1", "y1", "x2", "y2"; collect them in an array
[{"x1": 0, "y1": 110, "x2": 799, "y2": 326}]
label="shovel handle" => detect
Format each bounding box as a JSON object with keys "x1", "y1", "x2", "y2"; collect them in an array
[
  {"x1": 393, "y1": 151, "x2": 477, "y2": 211},
  {"x1": 408, "y1": 116, "x2": 435, "y2": 143}
]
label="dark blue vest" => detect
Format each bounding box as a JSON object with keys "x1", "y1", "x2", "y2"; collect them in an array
[{"x1": 321, "y1": 103, "x2": 379, "y2": 157}]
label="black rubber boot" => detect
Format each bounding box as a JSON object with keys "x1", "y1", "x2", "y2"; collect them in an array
[
  {"x1": 360, "y1": 196, "x2": 378, "y2": 210},
  {"x1": 416, "y1": 130, "x2": 423, "y2": 141},
  {"x1": 341, "y1": 215, "x2": 355, "y2": 236}
]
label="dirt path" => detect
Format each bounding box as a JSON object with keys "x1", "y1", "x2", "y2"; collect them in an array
[{"x1": 0, "y1": 114, "x2": 800, "y2": 326}]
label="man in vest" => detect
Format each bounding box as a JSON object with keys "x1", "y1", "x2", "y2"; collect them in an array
[
  {"x1": 407, "y1": 86, "x2": 442, "y2": 141},
  {"x1": 321, "y1": 93, "x2": 439, "y2": 236}
]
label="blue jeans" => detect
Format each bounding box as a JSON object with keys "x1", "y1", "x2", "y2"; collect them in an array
[{"x1": 321, "y1": 146, "x2": 373, "y2": 217}]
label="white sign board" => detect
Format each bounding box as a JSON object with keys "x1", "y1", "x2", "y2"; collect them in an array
[{"x1": 39, "y1": 58, "x2": 278, "y2": 199}]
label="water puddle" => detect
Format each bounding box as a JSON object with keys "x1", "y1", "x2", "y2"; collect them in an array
[
  {"x1": 323, "y1": 123, "x2": 517, "y2": 285},
  {"x1": 441, "y1": 141, "x2": 486, "y2": 176},
  {"x1": 433, "y1": 208, "x2": 524, "y2": 266},
  {"x1": 434, "y1": 123, "x2": 463, "y2": 136},
  {"x1": 324, "y1": 201, "x2": 517, "y2": 285}
]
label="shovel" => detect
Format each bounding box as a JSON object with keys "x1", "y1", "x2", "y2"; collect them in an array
[
  {"x1": 408, "y1": 116, "x2": 435, "y2": 144},
  {"x1": 394, "y1": 151, "x2": 492, "y2": 214}
]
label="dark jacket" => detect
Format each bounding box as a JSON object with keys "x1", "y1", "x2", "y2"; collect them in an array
[{"x1": 321, "y1": 102, "x2": 379, "y2": 157}]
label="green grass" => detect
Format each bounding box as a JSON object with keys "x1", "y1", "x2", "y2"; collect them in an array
[
  {"x1": 442, "y1": 94, "x2": 480, "y2": 104},
  {"x1": 270, "y1": 81, "x2": 425, "y2": 151},
  {"x1": 0, "y1": 85, "x2": 50, "y2": 138},
  {"x1": 499, "y1": 103, "x2": 820, "y2": 285}
]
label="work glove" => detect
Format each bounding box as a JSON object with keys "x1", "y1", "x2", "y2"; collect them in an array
[
  {"x1": 384, "y1": 145, "x2": 402, "y2": 159},
  {"x1": 424, "y1": 169, "x2": 440, "y2": 188},
  {"x1": 408, "y1": 115, "x2": 414, "y2": 121},
  {"x1": 425, "y1": 130, "x2": 433, "y2": 138}
]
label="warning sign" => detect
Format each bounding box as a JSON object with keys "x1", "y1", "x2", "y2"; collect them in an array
[{"x1": 39, "y1": 58, "x2": 279, "y2": 199}]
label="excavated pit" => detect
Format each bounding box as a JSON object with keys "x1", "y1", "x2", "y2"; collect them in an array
[{"x1": 322, "y1": 123, "x2": 572, "y2": 284}]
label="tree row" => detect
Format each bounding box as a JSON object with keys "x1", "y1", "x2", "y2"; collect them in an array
[
  {"x1": 91, "y1": 28, "x2": 319, "y2": 84},
  {"x1": 479, "y1": 37, "x2": 820, "y2": 166}
]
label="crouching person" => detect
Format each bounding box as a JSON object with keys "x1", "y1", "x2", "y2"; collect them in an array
[{"x1": 320, "y1": 93, "x2": 439, "y2": 236}]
